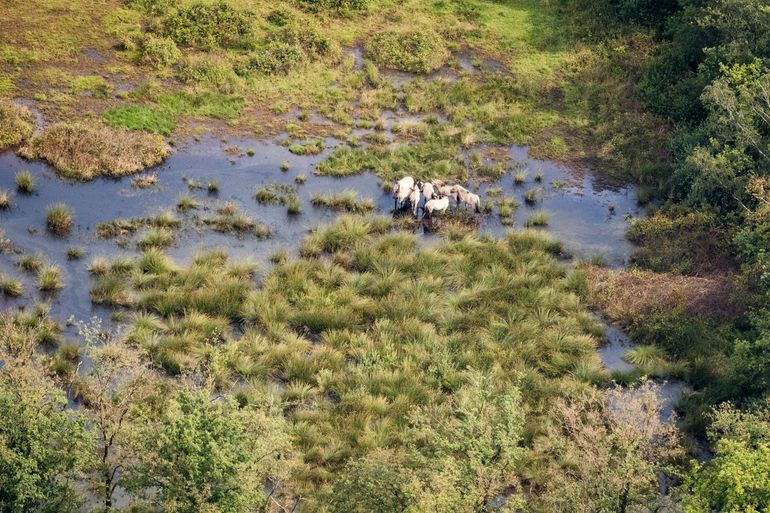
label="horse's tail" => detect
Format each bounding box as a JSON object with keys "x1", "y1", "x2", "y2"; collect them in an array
[{"x1": 475, "y1": 200, "x2": 480, "y2": 213}]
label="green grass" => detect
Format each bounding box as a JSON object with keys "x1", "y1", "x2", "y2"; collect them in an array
[
  {"x1": 0, "y1": 275, "x2": 23, "y2": 297},
  {"x1": 524, "y1": 188, "x2": 541, "y2": 205},
  {"x1": 38, "y1": 265, "x2": 63, "y2": 291},
  {"x1": 85, "y1": 216, "x2": 598, "y2": 500},
  {"x1": 103, "y1": 104, "x2": 177, "y2": 135},
  {"x1": 0, "y1": 101, "x2": 34, "y2": 151},
  {"x1": 45, "y1": 203, "x2": 73, "y2": 235},
  {"x1": 311, "y1": 191, "x2": 374, "y2": 214},
  {"x1": 203, "y1": 203, "x2": 272, "y2": 237},
  {"x1": 15, "y1": 170, "x2": 34, "y2": 193},
  {"x1": 526, "y1": 211, "x2": 549, "y2": 227},
  {"x1": 66, "y1": 247, "x2": 83, "y2": 260},
  {"x1": 18, "y1": 254, "x2": 42, "y2": 273},
  {"x1": 176, "y1": 195, "x2": 199, "y2": 212},
  {"x1": 136, "y1": 227, "x2": 174, "y2": 249},
  {"x1": 288, "y1": 139, "x2": 325, "y2": 155}
]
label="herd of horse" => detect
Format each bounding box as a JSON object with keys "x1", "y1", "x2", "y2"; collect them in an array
[{"x1": 391, "y1": 176, "x2": 481, "y2": 218}]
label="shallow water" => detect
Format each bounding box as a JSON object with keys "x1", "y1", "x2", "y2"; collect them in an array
[
  {"x1": 1, "y1": 131, "x2": 639, "y2": 336},
  {"x1": 597, "y1": 319, "x2": 691, "y2": 421}
]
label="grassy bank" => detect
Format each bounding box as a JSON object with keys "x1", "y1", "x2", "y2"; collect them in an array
[{"x1": 0, "y1": 0, "x2": 670, "y2": 182}]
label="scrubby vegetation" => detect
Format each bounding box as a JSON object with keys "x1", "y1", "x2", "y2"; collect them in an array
[
  {"x1": 364, "y1": 29, "x2": 449, "y2": 73},
  {"x1": 2, "y1": 0, "x2": 770, "y2": 510}
]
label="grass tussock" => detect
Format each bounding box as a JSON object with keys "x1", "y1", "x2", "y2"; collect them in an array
[
  {"x1": 19, "y1": 123, "x2": 170, "y2": 180},
  {"x1": 15, "y1": 170, "x2": 34, "y2": 194},
  {"x1": 38, "y1": 265, "x2": 63, "y2": 291},
  {"x1": 526, "y1": 211, "x2": 549, "y2": 227},
  {"x1": 203, "y1": 203, "x2": 272, "y2": 237},
  {"x1": 0, "y1": 275, "x2": 23, "y2": 297},
  {"x1": 0, "y1": 101, "x2": 34, "y2": 150},
  {"x1": 311, "y1": 191, "x2": 374, "y2": 214},
  {"x1": 45, "y1": 203, "x2": 73, "y2": 235},
  {"x1": 87, "y1": 216, "x2": 598, "y2": 497},
  {"x1": 0, "y1": 189, "x2": 10, "y2": 210}
]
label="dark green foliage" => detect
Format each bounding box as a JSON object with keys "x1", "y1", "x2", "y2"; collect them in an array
[
  {"x1": 125, "y1": 389, "x2": 290, "y2": 512},
  {"x1": 0, "y1": 355, "x2": 93, "y2": 512},
  {"x1": 296, "y1": 0, "x2": 369, "y2": 16},
  {"x1": 238, "y1": 27, "x2": 335, "y2": 76},
  {"x1": 161, "y1": 2, "x2": 255, "y2": 50}
]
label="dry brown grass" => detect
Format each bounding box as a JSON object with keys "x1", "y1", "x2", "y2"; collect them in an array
[
  {"x1": 0, "y1": 101, "x2": 34, "y2": 150},
  {"x1": 19, "y1": 123, "x2": 170, "y2": 180},
  {"x1": 583, "y1": 265, "x2": 741, "y2": 323}
]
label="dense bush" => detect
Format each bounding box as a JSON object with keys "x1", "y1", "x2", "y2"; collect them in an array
[
  {"x1": 139, "y1": 34, "x2": 181, "y2": 68},
  {"x1": 238, "y1": 27, "x2": 336, "y2": 76},
  {"x1": 176, "y1": 54, "x2": 241, "y2": 92},
  {"x1": 364, "y1": 29, "x2": 449, "y2": 73},
  {"x1": 161, "y1": 2, "x2": 255, "y2": 50},
  {"x1": 296, "y1": 0, "x2": 369, "y2": 16}
]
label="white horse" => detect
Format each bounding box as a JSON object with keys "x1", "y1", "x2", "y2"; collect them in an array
[
  {"x1": 456, "y1": 187, "x2": 481, "y2": 213},
  {"x1": 433, "y1": 181, "x2": 457, "y2": 203},
  {"x1": 409, "y1": 185, "x2": 421, "y2": 217},
  {"x1": 420, "y1": 181, "x2": 436, "y2": 201},
  {"x1": 424, "y1": 195, "x2": 449, "y2": 217},
  {"x1": 392, "y1": 176, "x2": 415, "y2": 210}
]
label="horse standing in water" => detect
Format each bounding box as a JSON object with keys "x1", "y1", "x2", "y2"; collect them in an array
[{"x1": 392, "y1": 176, "x2": 415, "y2": 210}]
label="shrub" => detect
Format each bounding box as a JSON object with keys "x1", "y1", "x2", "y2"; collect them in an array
[
  {"x1": 45, "y1": 203, "x2": 73, "y2": 235},
  {"x1": 15, "y1": 170, "x2": 34, "y2": 193},
  {"x1": 38, "y1": 265, "x2": 63, "y2": 291},
  {"x1": 177, "y1": 55, "x2": 240, "y2": 93},
  {"x1": 161, "y1": 2, "x2": 255, "y2": 50},
  {"x1": 19, "y1": 123, "x2": 170, "y2": 180},
  {"x1": 297, "y1": 0, "x2": 369, "y2": 16},
  {"x1": 364, "y1": 30, "x2": 449, "y2": 73},
  {"x1": 238, "y1": 27, "x2": 335, "y2": 76},
  {"x1": 103, "y1": 104, "x2": 177, "y2": 135},
  {"x1": 139, "y1": 35, "x2": 181, "y2": 68},
  {"x1": 0, "y1": 101, "x2": 34, "y2": 150},
  {"x1": 266, "y1": 7, "x2": 294, "y2": 26}
]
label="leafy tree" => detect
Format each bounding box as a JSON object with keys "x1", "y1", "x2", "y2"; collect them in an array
[
  {"x1": 0, "y1": 316, "x2": 93, "y2": 513},
  {"x1": 408, "y1": 372, "x2": 526, "y2": 512},
  {"x1": 680, "y1": 402, "x2": 770, "y2": 512},
  {"x1": 125, "y1": 387, "x2": 293, "y2": 513},
  {"x1": 531, "y1": 380, "x2": 682, "y2": 513},
  {"x1": 74, "y1": 319, "x2": 154, "y2": 510}
]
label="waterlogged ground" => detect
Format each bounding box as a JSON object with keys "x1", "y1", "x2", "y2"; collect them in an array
[
  {"x1": 0, "y1": 135, "x2": 639, "y2": 321},
  {"x1": 0, "y1": 129, "x2": 690, "y2": 417}
]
